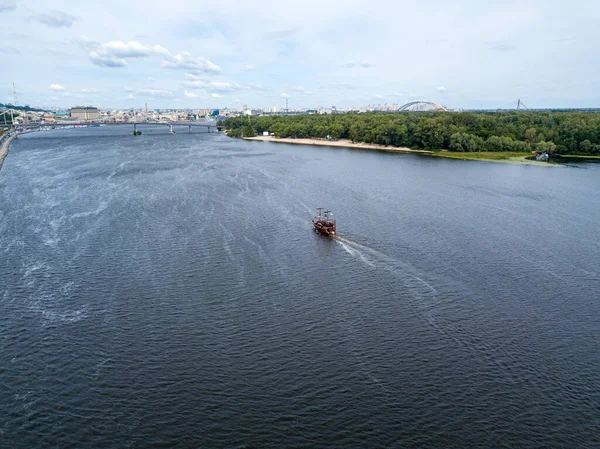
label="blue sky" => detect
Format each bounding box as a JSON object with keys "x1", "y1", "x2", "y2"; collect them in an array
[{"x1": 1, "y1": 0, "x2": 599, "y2": 109}]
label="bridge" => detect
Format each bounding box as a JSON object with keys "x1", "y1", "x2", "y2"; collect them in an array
[
  {"x1": 397, "y1": 101, "x2": 447, "y2": 112},
  {"x1": 0, "y1": 120, "x2": 220, "y2": 134}
]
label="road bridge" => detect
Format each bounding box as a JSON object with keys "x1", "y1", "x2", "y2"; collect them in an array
[{"x1": 0, "y1": 120, "x2": 221, "y2": 134}]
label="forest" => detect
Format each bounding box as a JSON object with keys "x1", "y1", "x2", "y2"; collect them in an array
[{"x1": 221, "y1": 111, "x2": 600, "y2": 155}]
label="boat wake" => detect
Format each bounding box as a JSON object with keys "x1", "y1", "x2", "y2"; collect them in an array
[{"x1": 335, "y1": 235, "x2": 437, "y2": 294}]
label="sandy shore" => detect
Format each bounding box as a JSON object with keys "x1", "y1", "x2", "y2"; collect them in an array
[
  {"x1": 242, "y1": 136, "x2": 433, "y2": 154},
  {"x1": 241, "y1": 135, "x2": 559, "y2": 165},
  {"x1": 0, "y1": 133, "x2": 17, "y2": 171}
]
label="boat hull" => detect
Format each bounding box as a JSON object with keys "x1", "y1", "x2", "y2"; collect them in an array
[{"x1": 312, "y1": 221, "x2": 336, "y2": 236}]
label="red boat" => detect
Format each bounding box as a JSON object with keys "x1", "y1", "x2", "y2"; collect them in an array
[{"x1": 312, "y1": 208, "x2": 336, "y2": 236}]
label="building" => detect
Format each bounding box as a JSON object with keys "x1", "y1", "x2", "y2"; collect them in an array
[{"x1": 69, "y1": 106, "x2": 99, "y2": 120}]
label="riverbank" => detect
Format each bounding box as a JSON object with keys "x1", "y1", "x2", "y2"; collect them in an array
[
  {"x1": 239, "y1": 136, "x2": 557, "y2": 165},
  {"x1": 426, "y1": 151, "x2": 558, "y2": 166},
  {"x1": 0, "y1": 132, "x2": 17, "y2": 171},
  {"x1": 242, "y1": 136, "x2": 432, "y2": 154}
]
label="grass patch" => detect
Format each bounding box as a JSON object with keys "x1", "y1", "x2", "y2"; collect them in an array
[
  {"x1": 429, "y1": 151, "x2": 532, "y2": 161},
  {"x1": 558, "y1": 154, "x2": 600, "y2": 160}
]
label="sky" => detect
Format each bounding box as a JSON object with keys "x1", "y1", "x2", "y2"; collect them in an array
[{"x1": 1, "y1": 0, "x2": 599, "y2": 110}]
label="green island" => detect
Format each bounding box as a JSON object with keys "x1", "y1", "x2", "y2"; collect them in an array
[{"x1": 221, "y1": 111, "x2": 600, "y2": 163}]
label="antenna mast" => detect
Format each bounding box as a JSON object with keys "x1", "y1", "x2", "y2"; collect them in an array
[{"x1": 13, "y1": 82, "x2": 18, "y2": 106}]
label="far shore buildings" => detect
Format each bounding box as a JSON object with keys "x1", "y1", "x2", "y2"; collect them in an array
[{"x1": 69, "y1": 106, "x2": 99, "y2": 120}]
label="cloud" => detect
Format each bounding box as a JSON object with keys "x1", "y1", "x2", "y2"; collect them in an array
[
  {"x1": 161, "y1": 52, "x2": 221, "y2": 72},
  {"x1": 0, "y1": 47, "x2": 20, "y2": 54},
  {"x1": 89, "y1": 53, "x2": 126, "y2": 67},
  {"x1": 34, "y1": 10, "x2": 78, "y2": 28},
  {"x1": 80, "y1": 88, "x2": 96, "y2": 93},
  {"x1": 346, "y1": 61, "x2": 375, "y2": 68},
  {"x1": 266, "y1": 28, "x2": 298, "y2": 40},
  {"x1": 183, "y1": 80, "x2": 208, "y2": 89},
  {"x1": 436, "y1": 86, "x2": 446, "y2": 92},
  {"x1": 87, "y1": 40, "x2": 170, "y2": 68},
  {"x1": 185, "y1": 72, "x2": 202, "y2": 80},
  {"x1": 136, "y1": 89, "x2": 174, "y2": 98},
  {"x1": 62, "y1": 92, "x2": 71, "y2": 97},
  {"x1": 126, "y1": 94, "x2": 136, "y2": 99},
  {"x1": 184, "y1": 90, "x2": 200, "y2": 98},
  {"x1": 280, "y1": 93, "x2": 289, "y2": 98},
  {"x1": 209, "y1": 81, "x2": 244, "y2": 93},
  {"x1": 242, "y1": 64, "x2": 256, "y2": 71},
  {"x1": 49, "y1": 84, "x2": 66, "y2": 91},
  {"x1": 124, "y1": 86, "x2": 134, "y2": 92},
  {"x1": 211, "y1": 93, "x2": 222, "y2": 98},
  {"x1": 293, "y1": 86, "x2": 305, "y2": 92},
  {"x1": 183, "y1": 80, "x2": 262, "y2": 93},
  {"x1": 0, "y1": 0, "x2": 17, "y2": 13},
  {"x1": 321, "y1": 83, "x2": 357, "y2": 90},
  {"x1": 488, "y1": 41, "x2": 515, "y2": 52}
]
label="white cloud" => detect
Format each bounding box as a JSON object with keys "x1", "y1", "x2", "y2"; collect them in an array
[
  {"x1": 136, "y1": 89, "x2": 174, "y2": 98},
  {"x1": 183, "y1": 80, "x2": 262, "y2": 93},
  {"x1": 211, "y1": 93, "x2": 222, "y2": 98},
  {"x1": 247, "y1": 83, "x2": 264, "y2": 91},
  {"x1": 242, "y1": 64, "x2": 256, "y2": 71},
  {"x1": 293, "y1": 86, "x2": 305, "y2": 92},
  {"x1": 126, "y1": 94, "x2": 136, "y2": 99},
  {"x1": 34, "y1": 10, "x2": 77, "y2": 28},
  {"x1": 437, "y1": 86, "x2": 447, "y2": 92},
  {"x1": 0, "y1": 0, "x2": 17, "y2": 13},
  {"x1": 184, "y1": 90, "x2": 199, "y2": 98},
  {"x1": 161, "y1": 52, "x2": 221, "y2": 73},
  {"x1": 80, "y1": 88, "x2": 96, "y2": 93},
  {"x1": 62, "y1": 92, "x2": 71, "y2": 97},
  {"x1": 280, "y1": 93, "x2": 289, "y2": 98},
  {"x1": 183, "y1": 80, "x2": 208, "y2": 89},
  {"x1": 87, "y1": 40, "x2": 170, "y2": 68},
  {"x1": 209, "y1": 82, "x2": 244, "y2": 93},
  {"x1": 346, "y1": 61, "x2": 375, "y2": 68},
  {"x1": 49, "y1": 84, "x2": 66, "y2": 91},
  {"x1": 124, "y1": 86, "x2": 134, "y2": 92},
  {"x1": 89, "y1": 53, "x2": 127, "y2": 68},
  {"x1": 375, "y1": 94, "x2": 384, "y2": 99}
]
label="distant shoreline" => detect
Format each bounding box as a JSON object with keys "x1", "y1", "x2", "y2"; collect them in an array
[{"x1": 242, "y1": 136, "x2": 433, "y2": 154}]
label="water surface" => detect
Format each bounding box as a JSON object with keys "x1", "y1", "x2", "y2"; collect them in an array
[{"x1": 1, "y1": 127, "x2": 599, "y2": 448}]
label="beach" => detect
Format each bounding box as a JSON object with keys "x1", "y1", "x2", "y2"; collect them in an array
[
  {"x1": 242, "y1": 135, "x2": 433, "y2": 154},
  {"x1": 240, "y1": 135, "x2": 559, "y2": 165}
]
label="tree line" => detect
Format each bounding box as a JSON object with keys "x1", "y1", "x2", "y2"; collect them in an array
[
  {"x1": 0, "y1": 103, "x2": 46, "y2": 112},
  {"x1": 221, "y1": 111, "x2": 600, "y2": 155}
]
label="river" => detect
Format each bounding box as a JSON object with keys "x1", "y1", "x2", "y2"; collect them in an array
[{"x1": 1, "y1": 126, "x2": 599, "y2": 448}]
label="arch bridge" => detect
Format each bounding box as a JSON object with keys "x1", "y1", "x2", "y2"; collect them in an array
[{"x1": 397, "y1": 101, "x2": 447, "y2": 112}]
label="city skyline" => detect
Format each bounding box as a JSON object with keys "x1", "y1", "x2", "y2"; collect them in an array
[{"x1": 2, "y1": 0, "x2": 599, "y2": 110}]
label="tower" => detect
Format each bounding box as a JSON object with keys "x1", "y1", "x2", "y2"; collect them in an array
[
  {"x1": 13, "y1": 82, "x2": 18, "y2": 106},
  {"x1": 285, "y1": 98, "x2": 288, "y2": 114}
]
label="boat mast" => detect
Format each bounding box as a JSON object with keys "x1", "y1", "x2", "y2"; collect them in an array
[{"x1": 316, "y1": 207, "x2": 324, "y2": 220}]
